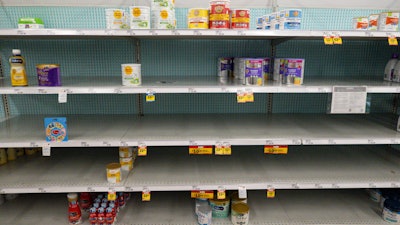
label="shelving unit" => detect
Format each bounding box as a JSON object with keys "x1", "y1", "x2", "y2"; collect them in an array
[{"x1": 0, "y1": 2, "x2": 400, "y2": 224}]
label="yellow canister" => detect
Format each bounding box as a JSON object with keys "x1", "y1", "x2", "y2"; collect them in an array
[
  {"x1": 209, "y1": 197, "x2": 230, "y2": 218},
  {"x1": 7, "y1": 148, "x2": 17, "y2": 161},
  {"x1": 188, "y1": 8, "x2": 209, "y2": 29},
  {"x1": 106, "y1": 163, "x2": 121, "y2": 183},
  {"x1": 231, "y1": 202, "x2": 250, "y2": 225},
  {"x1": 119, "y1": 157, "x2": 133, "y2": 171},
  {"x1": 188, "y1": 8, "x2": 209, "y2": 18},
  {"x1": 0, "y1": 148, "x2": 7, "y2": 165}
]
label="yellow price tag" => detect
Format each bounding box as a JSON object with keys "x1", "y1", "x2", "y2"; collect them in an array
[
  {"x1": 245, "y1": 92, "x2": 254, "y2": 102},
  {"x1": 324, "y1": 36, "x2": 334, "y2": 45},
  {"x1": 333, "y1": 36, "x2": 342, "y2": 45},
  {"x1": 138, "y1": 146, "x2": 147, "y2": 156},
  {"x1": 142, "y1": 191, "x2": 151, "y2": 201},
  {"x1": 107, "y1": 192, "x2": 117, "y2": 201},
  {"x1": 215, "y1": 146, "x2": 224, "y2": 155},
  {"x1": 224, "y1": 145, "x2": 231, "y2": 155},
  {"x1": 389, "y1": 36, "x2": 398, "y2": 46},
  {"x1": 237, "y1": 93, "x2": 246, "y2": 103},
  {"x1": 146, "y1": 94, "x2": 156, "y2": 102},
  {"x1": 264, "y1": 145, "x2": 288, "y2": 154},
  {"x1": 189, "y1": 146, "x2": 213, "y2": 155},
  {"x1": 191, "y1": 190, "x2": 214, "y2": 199},
  {"x1": 217, "y1": 190, "x2": 226, "y2": 199},
  {"x1": 267, "y1": 188, "x2": 275, "y2": 198}
]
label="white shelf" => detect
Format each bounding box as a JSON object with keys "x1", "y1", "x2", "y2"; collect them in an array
[
  {"x1": 0, "y1": 29, "x2": 398, "y2": 40},
  {"x1": 0, "y1": 114, "x2": 399, "y2": 148},
  {"x1": 1, "y1": 76, "x2": 400, "y2": 94},
  {"x1": 0, "y1": 190, "x2": 389, "y2": 225},
  {"x1": 1, "y1": 146, "x2": 400, "y2": 193}
]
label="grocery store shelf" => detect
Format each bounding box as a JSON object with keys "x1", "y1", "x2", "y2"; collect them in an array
[
  {"x1": 0, "y1": 114, "x2": 399, "y2": 148},
  {"x1": 1, "y1": 146, "x2": 400, "y2": 193},
  {"x1": 0, "y1": 190, "x2": 390, "y2": 225},
  {"x1": 0, "y1": 29, "x2": 398, "y2": 40},
  {"x1": 1, "y1": 76, "x2": 400, "y2": 94}
]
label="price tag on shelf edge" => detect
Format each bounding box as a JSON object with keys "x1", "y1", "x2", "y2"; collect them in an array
[
  {"x1": 264, "y1": 145, "x2": 288, "y2": 154},
  {"x1": 245, "y1": 91, "x2": 254, "y2": 103},
  {"x1": 217, "y1": 189, "x2": 226, "y2": 200},
  {"x1": 333, "y1": 35, "x2": 343, "y2": 45},
  {"x1": 191, "y1": 190, "x2": 214, "y2": 199},
  {"x1": 215, "y1": 143, "x2": 231, "y2": 155},
  {"x1": 42, "y1": 143, "x2": 51, "y2": 156},
  {"x1": 138, "y1": 145, "x2": 147, "y2": 156},
  {"x1": 267, "y1": 188, "x2": 276, "y2": 199},
  {"x1": 146, "y1": 93, "x2": 156, "y2": 102},
  {"x1": 388, "y1": 35, "x2": 398, "y2": 46},
  {"x1": 237, "y1": 91, "x2": 247, "y2": 103},
  {"x1": 189, "y1": 145, "x2": 213, "y2": 155},
  {"x1": 107, "y1": 191, "x2": 117, "y2": 201},
  {"x1": 58, "y1": 90, "x2": 67, "y2": 103},
  {"x1": 142, "y1": 190, "x2": 151, "y2": 202},
  {"x1": 238, "y1": 186, "x2": 247, "y2": 199},
  {"x1": 323, "y1": 35, "x2": 334, "y2": 45}
]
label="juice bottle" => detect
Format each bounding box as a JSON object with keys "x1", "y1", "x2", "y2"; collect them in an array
[{"x1": 9, "y1": 49, "x2": 28, "y2": 86}]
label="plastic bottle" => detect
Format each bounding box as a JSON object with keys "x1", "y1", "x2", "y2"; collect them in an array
[
  {"x1": 67, "y1": 193, "x2": 82, "y2": 225},
  {"x1": 9, "y1": 49, "x2": 28, "y2": 86},
  {"x1": 385, "y1": 53, "x2": 399, "y2": 81},
  {"x1": 392, "y1": 59, "x2": 400, "y2": 82}
]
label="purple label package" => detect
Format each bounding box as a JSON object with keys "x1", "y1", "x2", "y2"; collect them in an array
[{"x1": 36, "y1": 64, "x2": 61, "y2": 86}]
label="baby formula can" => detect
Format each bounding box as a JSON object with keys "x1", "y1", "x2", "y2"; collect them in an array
[
  {"x1": 209, "y1": 197, "x2": 230, "y2": 218},
  {"x1": 231, "y1": 9, "x2": 250, "y2": 30},
  {"x1": 263, "y1": 14, "x2": 271, "y2": 30},
  {"x1": 279, "y1": 9, "x2": 302, "y2": 30},
  {"x1": 282, "y1": 58, "x2": 305, "y2": 85},
  {"x1": 106, "y1": 9, "x2": 129, "y2": 29},
  {"x1": 209, "y1": 0, "x2": 230, "y2": 29},
  {"x1": 383, "y1": 198, "x2": 400, "y2": 223},
  {"x1": 231, "y1": 202, "x2": 250, "y2": 225},
  {"x1": 233, "y1": 58, "x2": 245, "y2": 80},
  {"x1": 353, "y1": 17, "x2": 368, "y2": 30},
  {"x1": 119, "y1": 146, "x2": 133, "y2": 157},
  {"x1": 379, "y1": 12, "x2": 399, "y2": 31},
  {"x1": 368, "y1": 14, "x2": 379, "y2": 30},
  {"x1": 36, "y1": 64, "x2": 61, "y2": 86},
  {"x1": 152, "y1": 9, "x2": 176, "y2": 29},
  {"x1": 188, "y1": 8, "x2": 209, "y2": 29},
  {"x1": 244, "y1": 58, "x2": 264, "y2": 86},
  {"x1": 273, "y1": 58, "x2": 283, "y2": 81},
  {"x1": 129, "y1": 6, "x2": 150, "y2": 29},
  {"x1": 106, "y1": 163, "x2": 121, "y2": 183},
  {"x1": 368, "y1": 188, "x2": 382, "y2": 202},
  {"x1": 263, "y1": 58, "x2": 271, "y2": 81},
  {"x1": 197, "y1": 205, "x2": 212, "y2": 225},
  {"x1": 195, "y1": 198, "x2": 209, "y2": 215},
  {"x1": 119, "y1": 157, "x2": 133, "y2": 171},
  {"x1": 218, "y1": 57, "x2": 233, "y2": 78},
  {"x1": 121, "y1": 64, "x2": 141, "y2": 86},
  {"x1": 270, "y1": 12, "x2": 280, "y2": 30}
]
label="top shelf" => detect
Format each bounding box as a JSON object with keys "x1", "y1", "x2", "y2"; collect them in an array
[{"x1": 2, "y1": 29, "x2": 399, "y2": 40}]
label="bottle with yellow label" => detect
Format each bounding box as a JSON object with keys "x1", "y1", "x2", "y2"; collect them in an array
[{"x1": 9, "y1": 49, "x2": 28, "y2": 86}]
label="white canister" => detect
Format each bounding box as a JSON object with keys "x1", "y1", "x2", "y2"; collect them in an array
[
  {"x1": 105, "y1": 9, "x2": 129, "y2": 29},
  {"x1": 152, "y1": 20, "x2": 176, "y2": 29},
  {"x1": 119, "y1": 157, "x2": 133, "y2": 171},
  {"x1": 119, "y1": 146, "x2": 133, "y2": 158},
  {"x1": 197, "y1": 205, "x2": 212, "y2": 225},
  {"x1": 129, "y1": 6, "x2": 150, "y2": 29},
  {"x1": 379, "y1": 12, "x2": 399, "y2": 31},
  {"x1": 121, "y1": 64, "x2": 141, "y2": 86},
  {"x1": 106, "y1": 163, "x2": 121, "y2": 183},
  {"x1": 231, "y1": 202, "x2": 250, "y2": 225}
]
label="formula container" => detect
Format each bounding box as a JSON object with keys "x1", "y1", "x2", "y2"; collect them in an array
[
  {"x1": 209, "y1": 197, "x2": 230, "y2": 218},
  {"x1": 383, "y1": 198, "x2": 400, "y2": 223},
  {"x1": 233, "y1": 58, "x2": 245, "y2": 80},
  {"x1": 384, "y1": 53, "x2": 399, "y2": 81},
  {"x1": 195, "y1": 198, "x2": 209, "y2": 215},
  {"x1": 353, "y1": 17, "x2": 368, "y2": 30},
  {"x1": 6, "y1": 148, "x2": 17, "y2": 161},
  {"x1": 379, "y1": 12, "x2": 399, "y2": 31},
  {"x1": 119, "y1": 146, "x2": 133, "y2": 157},
  {"x1": 119, "y1": 157, "x2": 133, "y2": 171},
  {"x1": 209, "y1": 0, "x2": 230, "y2": 29},
  {"x1": 106, "y1": 163, "x2": 121, "y2": 183},
  {"x1": 106, "y1": 9, "x2": 129, "y2": 29},
  {"x1": 256, "y1": 17, "x2": 263, "y2": 29},
  {"x1": 218, "y1": 57, "x2": 234, "y2": 78},
  {"x1": 231, "y1": 202, "x2": 250, "y2": 225},
  {"x1": 121, "y1": 64, "x2": 141, "y2": 86},
  {"x1": 244, "y1": 58, "x2": 264, "y2": 86},
  {"x1": 279, "y1": 9, "x2": 302, "y2": 30},
  {"x1": 36, "y1": 64, "x2": 61, "y2": 86},
  {"x1": 129, "y1": 6, "x2": 150, "y2": 29},
  {"x1": 369, "y1": 14, "x2": 379, "y2": 30},
  {"x1": 263, "y1": 58, "x2": 271, "y2": 81},
  {"x1": 270, "y1": 12, "x2": 280, "y2": 30},
  {"x1": 392, "y1": 60, "x2": 400, "y2": 82},
  {"x1": 368, "y1": 188, "x2": 382, "y2": 202},
  {"x1": 151, "y1": 0, "x2": 175, "y2": 11},
  {"x1": 197, "y1": 205, "x2": 212, "y2": 225},
  {"x1": 188, "y1": 8, "x2": 209, "y2": 29},
  {"x1": 152, "y1": 9, "x2": 176, "y2": 29},
  {"x1": 263, "y1": 14, "x2": 271, "y2": 30},
  {"x1": 231, "y1": 9, "x2": 250, "y2": 30},
  {"x1": 9, "y1": 49, "x2": 28, "y2": 87},
  {"x1": 272, "y1": 58, "x2": 283, "y2": 81},
  {"x1": 282, "y1": 58, "x2": 305, "y2": 85},
  {"x1": 380, "y1": 190, "x2": 400, "y2": 210}
]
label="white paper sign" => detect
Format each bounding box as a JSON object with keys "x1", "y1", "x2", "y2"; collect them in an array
[{"x1": 331, "y1": 86, "x2": 367, "y2": 114}]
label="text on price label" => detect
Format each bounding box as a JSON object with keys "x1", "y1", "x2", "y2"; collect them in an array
[
  {"x1": 189, "y1": 146, "x2": 213, "y2": 155},
  {"x1": 264, "y1": 145, "x2": 288, "y2": 154},
  {"x1": 191, "y1": 190, "x2": 214, "y2": 199},
  {"x1": 142, "y1": 191, "x2": 151, "y2": 201}
]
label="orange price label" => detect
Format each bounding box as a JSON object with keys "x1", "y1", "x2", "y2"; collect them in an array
[
  {"x1": 189, "y1": 146, "x2": 213, "y2": 155},
  {"x1": 264, "y1": 145, "x2": 288, "y2": 154},
  {"x1": 191, "y1": 190, "x2": 214, "y2": 199}
]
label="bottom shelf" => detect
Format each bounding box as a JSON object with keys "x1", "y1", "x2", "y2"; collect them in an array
[{"x1": 0, "y1": 190, "x2": 388, "y2": 225}]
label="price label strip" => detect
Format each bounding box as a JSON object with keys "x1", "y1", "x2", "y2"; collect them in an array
[
  {"x1": 191, "y1": 190, "x2": 214, "y2": 199},
  {"x1": 388, "y1": 35, "x2": 398, "y2": 46},
  {"x1": 189, "y1": 146, "x2": 213, "y2": 155},
  {"x1": 264, "y1": 145, "x2": 288, "y2": 154}
]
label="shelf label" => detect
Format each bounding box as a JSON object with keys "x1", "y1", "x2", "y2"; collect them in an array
[
  {"x1": 120, "y1": 141, "x2": 128, "y2": 146},
  {"x1": 215, "y1": 142, "x2": 231, "y2": 155},
  {"x1": 138, "y1": 144, "x2": 147, "y2": 156},
  {"x1": 237, "y1": 91, "x2": 246, "y2": 103},
  {"x1": 189, "y1": 145, "x2": 213, "y2": 155},
  {"x1": 266, "y1": 188, "x2": 275, "y2": 198},
  {"x1": 330, "y1": 86, "x2": 367, "y2": 114},
  {"x1": 42, "y1": 143, "x2": 51, "y2": 156},
  {"x1": 142, "y1": 188, "x2": 151, "y2": 202},
  {"x1": 191, "y1": 190, "x2": 214, "y2": 199},
  {"x1": 81, "y1": 142, "x2": 89, "y2": 147},
  {"x1": 324, "y1": 36, "x2": 334, "y2": 45},
  {"x1": 245, "y1": 89, "x2": 254, "y2": 103},
  {"x1": 102, "y1": 141, "x2": 111, "y2": 147},
  {"x1": 264, "y1": 145, "x2": 288, "y2": 154},
  {"x1": 107, "y1": 191, "x2": 117, "y2": 201},
  {"x1": 58, "y1": 90, "x2": 67, "y2": 103},
  {"x1": 333, "y1": 36, "x2": 343, "y2": 45},
  {"x1": 87, "y1": 187, "x2": 96, "y2": 192},
  {"x1": 238, "y1": 186, "x2": 247, "y2": 199},
  {"x1": 125, "y1": 186, "x2": 134, "y2": 192},
  {"x1": 388, "y1": 35, "x2": 398, "y2": 46},
  {"x1": 146, "y1": 93, "x2": 156, "y2": 102},
  {"x1": 217, "y1": 187, "x2": 226, "y2": 199}
]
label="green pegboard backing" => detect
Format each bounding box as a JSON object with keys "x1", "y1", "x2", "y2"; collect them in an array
[
  {"x1": 272, "y1": 94, "x2": 329, "y2": 113},
  {"x1": 7, "y1": 94, "x2": 138, "y2": 115},
  {"x1": 143, "y1": 93, "x2": 268, "y2": 114},
  {"x1": 370, "y1": 94, "x2": 397, "y2": 114}
]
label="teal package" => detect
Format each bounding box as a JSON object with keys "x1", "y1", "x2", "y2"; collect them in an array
[{"x1": 44, "y1": 117, "x2": 68, "y2": 142}]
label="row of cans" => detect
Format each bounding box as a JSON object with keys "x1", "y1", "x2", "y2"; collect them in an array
[
  {"x1": 218, "y1": 57, "x2": 305, "y2": 85},
  {"x1": 257, "y1": 9, "x2": 302, "y2": 30},
  {"x1": 353, "y1": 12, "x2": 399, "y2": 31}
]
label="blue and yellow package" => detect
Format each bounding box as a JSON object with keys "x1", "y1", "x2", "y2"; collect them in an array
[{"x1": 44, "y1": 117, "x2": 68, "y2": 142}]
